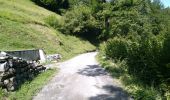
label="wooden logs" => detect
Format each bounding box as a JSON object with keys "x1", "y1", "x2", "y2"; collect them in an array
[
  {"x1": 0, "y1": 62, "x2": 9, "y2": 72},
  {"x1": 0, "y1": 54, "x2": 46, "y2": 91}
]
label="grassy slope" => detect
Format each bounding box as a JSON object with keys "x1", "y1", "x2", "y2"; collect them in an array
[
  {"x1": 0, "y1": 0, "x2": 95, "y2": 99},
  {"x1": 0, "y1": 0, "x2": 96, "y2": 60}
]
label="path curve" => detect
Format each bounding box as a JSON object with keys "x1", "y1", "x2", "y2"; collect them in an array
[{"x1": 33, "y1": 52, "x2": 131, "y2": 100}]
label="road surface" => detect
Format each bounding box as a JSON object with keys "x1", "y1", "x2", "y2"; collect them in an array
[{"x1": 33, "y1": 52, "x2": 131, "y2": 100}]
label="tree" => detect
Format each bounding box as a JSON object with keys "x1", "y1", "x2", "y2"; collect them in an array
[{"x1": 32, "y1": 0, "x2": 69, "y2": 14}]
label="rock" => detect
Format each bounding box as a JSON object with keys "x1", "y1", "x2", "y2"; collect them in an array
[
  {"x1": 0, "y1": 51, "x2": 47, "y2": 91},
  {"x1": 6, "y1": 82, "x2": 16, "y2": 91},
  {"x1": 4, "y1": 79, "x2": 10, "y2": 85},
  {"x1": 0, "y1": 62, "x2": 9, "y2": 72},
  {"x1": 9, "y1": 68, "x2": 16, "y2": 74},
  {"x1": 0, "y1": 81, "x2": 4, "y2": 87},
  {"x1": 9, "y1": 77, "x2": 16, "y2": 82},
  {"x1": 46, "y1": 54, "x2": 62, "y2": 62},
  {"x1": 9, "y1": 85, "x2": 15, "y2": 91},
  {"x1": 7, "y1": 59, "x2": 13, "y2": 67}
]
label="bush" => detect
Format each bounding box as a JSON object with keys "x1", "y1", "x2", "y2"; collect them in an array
[
  {"x1": 104, "y1": 37, "x2": 131, "y2": 59},
  {"x1": 44, "y1": 15, "x2": 60, "y2": 29},
  {"x1": 60, "y1": 5, "x2": 102, "y2": 41},
  {"x1": 102, "y1": 35, "x2": 169, "y2": 98},
  {"x1": 103, "y1": 35, "x2": 164, "y2": 84},
  {"x1": 160, "y1": 32, "x2": 170, "y2": 85},
  {"x1": 128, "y1": 36, "x2": 163, "y2": 84}
]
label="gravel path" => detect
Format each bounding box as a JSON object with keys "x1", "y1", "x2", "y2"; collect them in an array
[{"x1": 33, "y1": 52, "x2": 131, "y2": 100}]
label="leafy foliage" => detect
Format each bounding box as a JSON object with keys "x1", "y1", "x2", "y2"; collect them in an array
[
  {"x1": 104, "y1": 37, "x2": 130, "y2": 59},
  {"x1": 31, "y1": 0, "x2": 69, "y2": 13},
  {"x1": 99, "y1": 0, "x2": 170, "y2": 99},
  {"x1": 59, "y1": 5, "x2": 102, "y2": 42}
]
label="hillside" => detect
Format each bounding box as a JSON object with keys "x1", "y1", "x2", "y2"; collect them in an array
[{"x1": 0, "y1": 0, "x2": 95, "y2": 60}]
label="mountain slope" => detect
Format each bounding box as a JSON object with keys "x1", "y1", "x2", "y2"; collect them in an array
[{"x1": 0, "y1": 0, "x2": 95, "y2": 59}]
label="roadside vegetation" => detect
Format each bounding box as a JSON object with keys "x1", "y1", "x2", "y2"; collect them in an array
[
  {"x1": 97, "y1": 1, "x2": 170, "y2": 99},
  {"x1": 97, "y1": 53, "x2": 164, "y2": 100}
]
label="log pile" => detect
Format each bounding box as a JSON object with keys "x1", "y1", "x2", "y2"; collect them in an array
[{"x1": 0, "y1": 52, "x2": 46, "y2": 91}]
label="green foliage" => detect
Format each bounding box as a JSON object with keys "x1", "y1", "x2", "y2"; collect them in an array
[
  {"x1": 98, "y1": 0, "x2": 170, "y2": 99},
  {"x1": 160, "y1": 33, "x2": 170, "y2": 82},
  {"x1": 97, "y1": 53, "x2": 162, "y2": 100},
  {"x1": 32, "y1": 0, "x2": 69, "y2": 13},
  {"x1": 68, "y1": 0, "x2": 106, "y2": 7},
  {"x1": 103, "y1": 34, "x2": 168, "y2": 83},
  {"x1": 128, "y1": 36, "x2": 163, "y2": 84},
  {"x1": 102, "y1": 33, "x2": 170, "y2": 99},
  {"x1": 32, "y1": 0, "x2": 106, "y2": 14},
  {"x1": 0, "y1": 88, "x2": 6, "y2": 99},
  {"x1": 60, "y1": 5, "x2": 102, "y2": 41},
  {"x1": 104, "y1": 37, "x2": 130, "y2": 59}
]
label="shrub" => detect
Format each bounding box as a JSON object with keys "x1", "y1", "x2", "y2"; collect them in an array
[
  {"x1": 103, "y1": 34, "x2": 164, "y2": 85},
  {"x1": 60, "y1": 5, "x2": 102, "y2": 41},
  {"x1": 127, "y1": 36, "x2": 163, "y2": 84},
  {"x1": 160, "y1": 32, "x2": 170, "y2": 84},
  {"x1": 44, "y1": 15, "x2": 60, "y2": 29},
  {"x1": 104, "y1": 37, "x2": 130, "y2": 59},
  {"x1": 102, "y1": 35, "x2": 168, "y2": 98}
]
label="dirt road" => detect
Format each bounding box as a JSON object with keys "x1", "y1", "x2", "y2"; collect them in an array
[{"x1": 33, "y1": 52, "x2": 131, "y2": 100}]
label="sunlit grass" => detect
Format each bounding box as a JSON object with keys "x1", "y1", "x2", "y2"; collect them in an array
[{"x1": 0, "y1": 0, "x2": 96, "y2": 57}]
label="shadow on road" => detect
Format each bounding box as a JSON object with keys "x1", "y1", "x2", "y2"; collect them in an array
[
  {"x1": 89, "y1": 85, "x2": 130, "y2": 100},
  {"x1": 77, "y1": 65, "x2": 107, "y2": 77},
  {"x1": 77, "y1": 64, "x2": 132, "y2": 100}
]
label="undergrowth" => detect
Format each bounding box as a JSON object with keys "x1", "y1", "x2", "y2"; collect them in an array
[{"x1": 97, "y1": 53, "x2": 165, "y2": 100}]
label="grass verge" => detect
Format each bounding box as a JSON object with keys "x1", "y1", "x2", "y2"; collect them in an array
[
  {"x1": 97, "y1": 53, "x2": 164, "y2": 100},
  {"x1": 0, "y1": 69, "x2": 56, "y2": 100}
]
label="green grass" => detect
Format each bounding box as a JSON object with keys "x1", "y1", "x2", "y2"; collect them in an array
[
  {"x1": 97, "y1": 53, "x2": 163, "y2": 100},
  {"x1": 0, "y1": 69, "x2": 56, "y2": 100},
  {"x1": 0, "y1": 0, "x2": 96, "y2": 60}
]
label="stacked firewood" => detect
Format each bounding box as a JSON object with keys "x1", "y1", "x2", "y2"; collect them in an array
[{"x1": 0, "y1": 53, "x2": 46, "y2": 91}]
